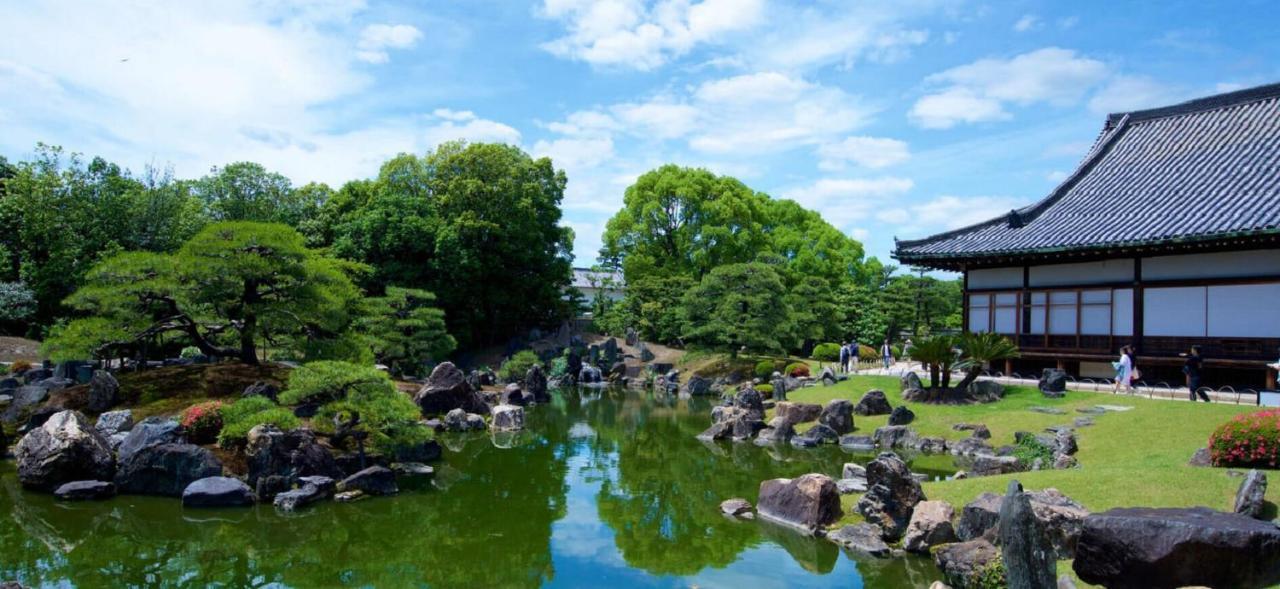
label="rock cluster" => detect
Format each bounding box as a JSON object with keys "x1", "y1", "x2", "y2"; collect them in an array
[
  {"x1": 413, "y1": 362, "x2": 488, "y2": 415},
  {"x1": 854, "y1": 452, "x2": 925, "y2": 541},
  {"x1": 16, "y1": 410, "x2": 115, "y2": 491}
]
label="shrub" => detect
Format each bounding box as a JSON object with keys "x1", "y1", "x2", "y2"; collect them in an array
[
  {"x1": 9, "y1": 360, "x2": 33, "y2": 374},
  {"x1": 179, "y1": 346, "x2": 203, "y2": 359},
  {"x1": 812, "y1": 343, "x2": 841, "y2": 363},
  {"x1": 1209, "y1": 409, "x2": 1280, "y2": 467},
  {"x1": 858, "y1": 344, "x2": 879, "y2": 361},
  {"x1": 755, "y1": 383, "x2": 774, "y2": 397},
  {"x1": 785, "y1": 362, "x2": 810, "y2": 378},
  {"x1": 755, "y1": 360, "x2": 777, "y2": 380},
  {"x1": 499, "y1": 350, "x2": 541, "y2": 383},
  {"x1": 218, "y1": 396, "x2": 300, "y2": 448},
  {"x1": 181, "y1": 400, "x2": 225, "y2": 445},
  {"x1": 549, "y1": 355, "x2": 569, "y2": 378},
  {"x1": 280, "y1": 360, "x2": 431, "y2": 456},
  {"x1": 973, "y1": 559, "x2": 1006, "y2": 589},
  {"x1": 1012, "y1": 435, "x2": 1055, "y2": 467},
  {"x1": 279, "y1": 361, "x2": 393, "y2": 406}
]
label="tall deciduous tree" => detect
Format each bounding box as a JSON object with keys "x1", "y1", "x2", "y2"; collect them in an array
[
  {"x1": 43, "y1": 222, "x2": 364, "y2": 364},
  {"x1": 192, "y1": 162, "x2": 320, "y2": 226},
  {"x1": 680, "y1": 262, "x2": 791, "y2": 355}
]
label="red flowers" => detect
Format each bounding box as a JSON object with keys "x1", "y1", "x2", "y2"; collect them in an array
[
  {"x1": 181, "y1": 400, "x2": 225, "y2": 445},
  {"x1": 1209, "y1": 409, "x2": 1280, "y2": 467}
]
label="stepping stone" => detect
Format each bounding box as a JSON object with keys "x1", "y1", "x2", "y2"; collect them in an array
[
  {"x1": 1073, "y1": 417, "x2": 1095, "y2": 427},
  {"x1": 1029, "y1": 406, "x2": 1066, "y2": 415},
  {"x1": 1096, "y1": 404, "x2": 1134, "y2": 412}
]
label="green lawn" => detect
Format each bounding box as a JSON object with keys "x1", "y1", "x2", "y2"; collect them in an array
[{"x1": 777, "y1": 374, "x2": 1279, "y2": 523}]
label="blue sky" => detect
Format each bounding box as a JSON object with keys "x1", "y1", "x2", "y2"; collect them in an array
[{"x1": 2, "y1": 0, "x2": 1278, "y2": 267}]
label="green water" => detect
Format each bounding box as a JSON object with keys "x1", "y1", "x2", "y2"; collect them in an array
[{"x1": 0, "y1": 388, "x2": 951, "y2": 588}]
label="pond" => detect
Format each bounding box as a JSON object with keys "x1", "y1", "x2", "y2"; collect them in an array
[{"x1": 0, "y1": 387, "x2": 953, "y2": 588}]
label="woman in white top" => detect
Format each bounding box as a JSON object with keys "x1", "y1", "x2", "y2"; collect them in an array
[{"x1": 1113, "y1": 345, "x2": 1136, "y2": 394}]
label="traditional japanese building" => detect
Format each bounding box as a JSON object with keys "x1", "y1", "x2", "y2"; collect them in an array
[{"x1": 894, "y1": 83, "x2": 1280, "y2": 389}]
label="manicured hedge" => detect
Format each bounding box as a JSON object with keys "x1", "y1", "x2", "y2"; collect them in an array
[
  {"x1": 812, "y1": 343, "x2": 841, "y2": 363},
  {"x1": 785, "y1": 362, "x2": 810, "y2": 378}
]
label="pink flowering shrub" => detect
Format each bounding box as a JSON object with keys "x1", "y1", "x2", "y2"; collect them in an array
[
  {"x1": 1209, "y1": 409, "x2": 1280, "y2": 467},
  {"x1": 181, "y1": 400, "x2": 226, "y2": 445}
]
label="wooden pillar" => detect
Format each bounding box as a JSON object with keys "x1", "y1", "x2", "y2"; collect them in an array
[
  {"x1": 1132, "y1": 257, "x2": 1144, "y2": 353},
  {"x1": 961, "y1": 266, "x2": 970, "y2": 333},
  {"x1": 1268, "y1": 367, "x2": 1278, "y2": 391},
  {"x1": 1005, "y1": 358, "x2": 1014, "y2": 376},
  {"x1": 1057, "y1": 358, "x2": 1065, "y2": 370}
]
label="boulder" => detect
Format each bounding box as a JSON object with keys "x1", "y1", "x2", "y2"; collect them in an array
[
  {"x1": 953, "y1": 423, "x2": 991, "y2": 439},
  {"x1": 792, "y1": 423, "x2": 839, "y2": 447},
  {"x1": 114, "y1": 443, "x2": 222, "y2": 496},
  {"x1": 490, "y1": 404, "x2": 525, "y2": 431},
  {"x1": 999, "y1": 481, "x2": 1057, "y2": 589},
  {"x1": 15, "y1": 410, "x2": 115, "y2": 491},
  {"x1": 391, "y1": 462, "x2": 435, "y2": 476},
  {"x1": 754, "y1": 422, "x2": 794, "y2": 446},
  {"x1": 53, "y1": 480, "x2": 116, "y2": 501},
  {"x1": 337, "y1": 465, "x2": 398, "y2": 496},
  {"x1": 242, "y1": 380, "x2": 279, "y2": 401},
  {"x1": 246, "y1": 425, "x2": 342, "y2": 500},
  {"x1": 1, "y1": 385, "x2": 49, "y2": 423},
  {"x1": 1073, "y1": 507, "x2": 1280, "y2": 589},
  {"x1": 901, "y1": 372, "x2": 924, "y2": 391},
  {"x1": 836, "y1": 478, "x2": 868, "y2": 494},
  {"x1": 1039, "y1": 368, "x2": 1068, "y2": 397},
  {"x1": 273, "y1": 475, "x2": 335, "y2": 512},
  {"x1": 720, "y1": 498, "x2": 754, "y2": 518},
  {"x1": 1054, "y1": 429, "x2": 1078, "y2": 456},
  {"x1": 818, "y1": 399, "x2": 855, "y2": 435},
  {"x1": 903, "y1": 500, "x2": 957, "y2": 553},
  {"x1": 774, "y1": 402, "x2": 822, "y2": 425},
  {"x1": 86, "y1": 370, "x2": 119, "y2": 412},
  {"x1": 888, "y1": 406, "x2": 915, "y2": 426},
  {"x1": 696, "y1": 421, "x2": 732, "y2": 442},
  {"x1": 966, "y1": 380, "x2": 1004, "y2": 403},
  {"x1": 915, "y1": 437, "x2": 947, "y2": 454},
  {"x1": 934, "y1": 538, "x2": 1001, "y2": 589},
  {"x1": 443, "y1": 408, "x2": 486, "y2": 432},
  {"x1": 116, "y1": 417, "x2": 183, "y2": 463},
  {"x1": 958, "y1": 489, "x2": 1089, "y2": 559},
  {"x1": 683, "y1": 375, "x2": 712, "y2": 396},
  {"x1": 525, "y1": 364, "x2": 549, "y2": 402},
  {"x1": 839, "y1": 435, "x2": 876, "y2": 451},
  {"x1": 734, "y1": 386, "x2": 765, "y2": 420},
  {"x1": 608, "y1": 361, "x2": 627, "y2": 381},
  {"x1": 94, "y1": 409, "x2": 133, "y2": 436},
  {"x1": 970, "y1": 455, "x2": 1022, "y2": 477},
  {"x1": 756, "y1": 473, "x2": 842, "y2": 533},
  {"x1": 638, "y1": 342, "x2": 655, "y2": 362},
  {"x1": 872, "y1": 425, "x2": 916, "y2": 449},
  {"x1": 853, "y1": 389, "x2": 893, "y2": 416},
  {"x1": 1188, "y1": 447, "x2": 1212, "y2": 467},
  {"x1": 827, "y1": 523, "x2": 890, "y2": 557},
  {"x1": 950, "y1": 436, "x2": 994, "y2": 458},
  {"x1": 413, "y1": 362, "x2": 488, "y2": 415},
  {"x1": 499, "y1": 383, "x2": 527, "y2": 406},
  {"x1": 842, "y1": 463, "x2": 866, "y2": 479},
  {"x1": 1234, "y1": 469, "x2": 1268, "y2": 519},
  {"x1": 579, "y1": 365, "x2": 603, "y2": 384},
  {"x1": 182, "y1": 476, "x2": 255, "y2": 508},
  {"x1": 854, "y1": 452, "x2": 926, "y2": 541}
]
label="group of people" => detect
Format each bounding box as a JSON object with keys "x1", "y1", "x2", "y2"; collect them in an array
[
  {"x1": 1112, "y1": 344, "x2": 1212, "y2": 402},
  {"x1": 836, "y1": 339, "x2": 913, "y2": 373}
]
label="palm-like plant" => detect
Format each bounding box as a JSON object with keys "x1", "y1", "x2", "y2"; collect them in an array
[
  {"x1": 910, "y1": 335, "x2": 960, "y2": 392},
  {"x1": 954, "y1": 332, "x2": 1021, "y2": 391}
]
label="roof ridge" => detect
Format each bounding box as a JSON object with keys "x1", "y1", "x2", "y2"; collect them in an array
[{"x1": 1107, "y1": 82, "x2": 1280, "y2": 126}]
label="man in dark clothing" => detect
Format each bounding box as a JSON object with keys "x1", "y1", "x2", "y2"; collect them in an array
[{"x1": 1183, "y1": 345, "x2": 1210, "y2": 402}]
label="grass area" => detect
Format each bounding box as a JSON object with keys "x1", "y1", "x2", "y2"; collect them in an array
[
  {"x1": 778, "y1": 375, "x2": 1279, "y2": 525},
  {"x1": 46, "y1": 362, "x2": 290, "y2": 419}
]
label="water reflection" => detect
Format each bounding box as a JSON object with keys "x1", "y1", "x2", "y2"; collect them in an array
[{"x1": 0, "y1": 386, "x2": 947, "y2": 588}]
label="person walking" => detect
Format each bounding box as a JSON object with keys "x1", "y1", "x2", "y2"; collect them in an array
[
  {"x1": 838, "y1": 343, "x2": 850, "y2": 374},
  {"x1": 1113, "y1": 345, "x2": 1136, "y2": 395},
  {"x1": 847, "y1": 341, "x2": 859, "y2": 374},
  {"x1": 881, "y1": 339, "x2": 893, "y2": 370},
  {"x1": 1182, "y1": 345, "x2": 1211, "y2": 402}
]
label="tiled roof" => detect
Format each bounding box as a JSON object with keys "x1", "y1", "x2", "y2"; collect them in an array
[
  {"x1": 894, "y1": 83, "x2": 1280, "y2": 268},
  {"x1": 571, "y1": 267, "x2": 624, "y2": 289}
]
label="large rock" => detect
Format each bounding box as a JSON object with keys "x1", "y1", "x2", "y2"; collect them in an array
[
  {"x1": 791, "y1": 423, "x2": 839, "y2": 447},
  {"x1": 720, "y1": 498, "x2": 753, "y2": 518},
  {"x1": 683, "y1": 375, "x2": 712, "y2": 396},
  {"x1": 2, "y1": 385, "x2": 48, "y2": 423},
  {"x1": 872, "y1": 425, "x2": 917, "y2": 449},
  {"x1": 950, "y1": 436, "x2": 995, "y2": 458},
  {"x1": 499, "y1": 383, "x2": 528, "y2": 406},
  {"x1": 903, "y1": 500, "x2": 957, "y2": 553},
  {"x1": 901, "y1": 372, "x2": 924, "y2": 391},
  {"x1": 818, "y1": 399, "x2": 854, "y2": 435},
  {"x1": 888, "y1": 405, "x2": 915, "y2": 426},
  {"x1": 116, "y1": 417, "x2": 183, "y2": 464},
  {"x1": 957, "y1": 488, "x2": 1088, "y2": 559},
  {"x1": 337, "y1": 465, "x2": 398, "y2": 496},
  {"x1": 413, "y1": 362, "x2": 488, "y2": 415},
  {"x1": 15, "y1": 410, "x2": 115, "y2": 491},
  {"x1": 934, "y1": 538, "x2": 1001, "y2": 589},
  {"x1": 774, "y1": 402, "x2": 822, "y2": 425},
  {"x1": 490, "y1": 404, "x2": 525, "y2": 431},
  {"x1": 1000, "y1": 480, "x2": 1056, "y2": 589},
  {"x1": 114, "y1": 443, "x2": 222, "y2": 496},
  {"x1": 1234, "y1": 469, "x2": 1268, "y2": 519},
  {"x1": 94, "y1": 409, "x2": 133, "y2": 436},
  {"x1": 839, "y1": 435, "x2": 876, "y2": 451},
  {"x1": 970, "y1": 455, "x2": 1022, "y2": 477},
  {"x1": 966, "y1": 380, "x2": 1004, "y2": 403},
  {"x1": 524, "y1": 364, "x2": 549, "y2": 402},
  {"x1": 854, "y1": 452, "x2": 926, "y2": 541},
  {"x1": 86, "y1": 370, "x2": 119, "y2": 412},
  {"x1": 246, "y1": 425, "x2": 341, "y2": 500},
  {"x1": 754, "y1": 422, "x2": 794, "y2": 445},
  {"x1": 853, "y1": 389, "x2": 893, "y2": 416},
  {"x1": 182, "y1": 476, "x2": 255, "y2": 507},
  {"x1": 1074, "y1": 507, "x2": 1280, "y2": 589},
  {"x1": 273, "y1": 475, "x2": 335, "y2": 512},
  {"x1": 756, "y1": 473, "x2": 842, "y2": 533},
  {"x1": 53, "y1": 480, "x2": 116, "y2": 501},
  {"x1": 242, "y1": 380, "x2": 279, "y2": 401},
  {"x1": 1039, "y1": 368, "x2": 1068, "y2": 398},
  {"x1": 734, "y1": 386, "x2": 765, "y2": 420},
  {"x1": 827, "y1": 523, "x2": 890, "y2": 558}
]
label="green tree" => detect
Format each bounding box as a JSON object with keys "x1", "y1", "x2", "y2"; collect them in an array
[
  {"x1": 192, "y1": 162, "x2": 319, "y2": 226},
  {"x1": 784, "y1": 275, "x2": 838, "y2": 353},
  {"x1": 43, "y1": 222, "x2": 364, "y2": 364},
  {"x1": 279, "y1": 361, "x2": 429, "y2": 455},
  {"x1": 361, "y1": 287, "x2": 456, "y2": 375},
  {"x1": 833, "y1": 281, "x2": 888, "y2": 345},
  {"x1": 680, "y1": 262, "x2": 791, "y2": 355},
  {"x1": 597, "y1": 274, "x2": 694, "y2": 344},
  {"x1": 954, "y1": 332, "x2": 1021, "y2": 391}
]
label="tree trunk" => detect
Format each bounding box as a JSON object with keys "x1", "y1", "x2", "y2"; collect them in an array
[
  {"x1": 239, "y1": 280, "x2": 260, "y2": 365},
  {"x1": 954, "y1": 367, "x2": 981, "y2": 392}
]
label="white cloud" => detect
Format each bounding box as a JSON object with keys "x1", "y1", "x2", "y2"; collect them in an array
[
  {"x1": 781, "y1": 177, "x2": 914, "y2": 230},
  {"x1": 533, "y1": 136, "x2": 615, "y2": 170},
  {"x1": 537, "y1": 0, "x2": 764, "y2": 70},
  {"x1": 741, "y1": 3, "x2": 935, "y2": 70},
  {"x1": 1013, "y1": 15, "x2": 1040, "y2": 32},
  {"x1": 817, "y1": 136, "x2": 910, "y2": 171},
  {"x1": 422, "y1": 110, "x2": 522, "y2": 147},
  {"x1": 356, "y1": 23, "x2": 423, "y2": 63},
  {"x1": 1046, "y1": 170, "x2": 1068, "y2": 182},
  {"x1": 905, "y1": 195, "x2": 1024, "y2": 229},
  {"x1": 1087, "y1": 75, "x2": 1181, "y2": 114},
  {"x1": 911, "y1": 47, "x2": 1109, "y2": 128},
  {"x1": 1058, "y1": 16, "x2": 1079, "y2": 29}
]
